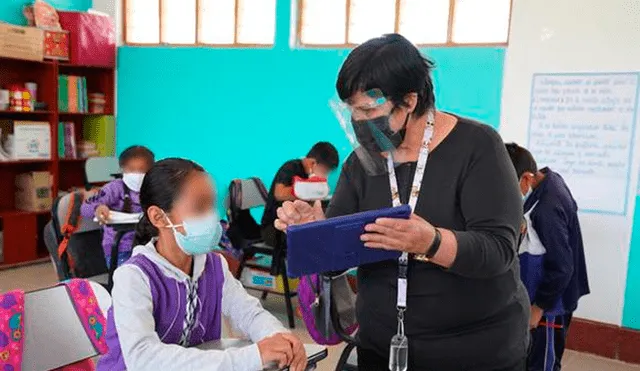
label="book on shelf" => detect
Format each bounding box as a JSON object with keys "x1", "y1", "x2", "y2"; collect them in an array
[
  {"x1": 59, "y1": 75, "x2": 88, "y2": 113},
  {"x1": 83, "y1": 115, "x2": 115, "y2": 156},
  {"x1": 58, "y1": 122, "x2": 77, "y2": 159}
]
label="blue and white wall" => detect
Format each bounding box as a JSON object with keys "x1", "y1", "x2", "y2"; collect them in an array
[
  {"x1": 500, "y1": 0, "x2": 640, "y2": 328},
  {"x1": 113, "y1": 1, "x2": 506, "y2": 204}
]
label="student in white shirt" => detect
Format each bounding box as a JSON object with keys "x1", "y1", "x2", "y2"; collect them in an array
[{"x1": 97, "y1": 158, "x2": 307, "y2": 371}]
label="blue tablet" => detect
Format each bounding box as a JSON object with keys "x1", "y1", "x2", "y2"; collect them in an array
[{"x1": 286, "y1": 205, "x2": 411, "y2": 277}]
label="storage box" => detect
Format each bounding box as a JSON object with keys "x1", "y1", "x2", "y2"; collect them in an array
[
  {"x1": 0, "y1": 22, "x2": 44, "y2": 62},
  {"x1": 43, "y1": 29, "x2": 70, "y2": 60},
  {"x1": 240, "y1": 267, "x2": 299, "y2": 294},
  {"x1": 15, "y1": 171, "x2": 53, "y2": 212},
  {"x1": 57, "y1": 11, "x2": 115, "y2": 67},
  {"x1": 0, "y1": 121, "x2": 51, "y2": 160}
]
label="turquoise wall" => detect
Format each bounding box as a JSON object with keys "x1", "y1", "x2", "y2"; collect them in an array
[
  {"x1": 623, "y1": 193, "x2": 640, "y2": 329},
  {"x1": 116, "y1": 0, "x2": 506, "y2": 210},
  {"x1": 0, "y1": 0, "x2": 91, "y2": 24}
]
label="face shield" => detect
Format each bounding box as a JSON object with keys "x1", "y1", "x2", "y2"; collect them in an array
[{"x1": 329, "y1": 89, "x2": 407, "y2": 176}]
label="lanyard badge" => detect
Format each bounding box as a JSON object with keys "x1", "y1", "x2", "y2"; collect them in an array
[{"x1": 386, "y1": 111, "x2": 435, "y2": 370}]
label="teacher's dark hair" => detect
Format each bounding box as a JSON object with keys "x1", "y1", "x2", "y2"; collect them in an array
[
  {"x1": 336, "y1": 33, "x2": 436, "y2": 117},
  {"x1": 133, "y1": 158, "x2": 205, "y2": 246},
  {"x1": 505, "y1": 143, "x2": 538, "y2": 179}
]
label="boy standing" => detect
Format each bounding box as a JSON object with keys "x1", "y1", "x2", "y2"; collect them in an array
[{"x1": 505, "y1": 143, "x2": 590, "y2": 371}]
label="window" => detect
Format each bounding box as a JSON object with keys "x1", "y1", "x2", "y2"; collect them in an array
[
  {"x1": 298, "y1": 0, "x2": 512, "y2": 46},
  {"x1": 124, "y1": 0, "x2": 277, "y2": 46}
]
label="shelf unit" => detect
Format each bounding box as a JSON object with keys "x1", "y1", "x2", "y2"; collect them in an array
[{"x1": 0, "y1": 55, "x2": 115, "y2": 266}]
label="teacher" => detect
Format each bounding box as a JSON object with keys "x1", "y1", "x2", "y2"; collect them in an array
[{"x1": 275, "y1": 34, "x2": 529, "y2": 371}]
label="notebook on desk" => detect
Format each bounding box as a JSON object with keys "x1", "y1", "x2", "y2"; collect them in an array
[
  {"x1": 286, "y1": 205, "x2": 410, "y2": 277},
  {"x1": 93, "y1": 211, "x2": 142, "y2": 224}
]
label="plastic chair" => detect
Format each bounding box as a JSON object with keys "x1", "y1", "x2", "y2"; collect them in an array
[
  {"x1": 85, "y1": 157, "x2": 120, "y2": 188},
  {"x1": 21, "y1": 282, "x2": 111, "y2": 370},
  {"x1": 231, "y1": 178, "x2": 297, "y2": 329}
]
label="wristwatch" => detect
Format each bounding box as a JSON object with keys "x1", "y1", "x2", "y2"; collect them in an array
[
  {"x1": 414, "y1": 227, "x2": 442, "y2": 262},
  {"x1": 425, "y1": 228, "x2": 442, "y2": 259}
]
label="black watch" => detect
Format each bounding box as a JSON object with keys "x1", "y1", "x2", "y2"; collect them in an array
[{"x1": 425, "y1": 228, "x2": 442, "y2": 259}]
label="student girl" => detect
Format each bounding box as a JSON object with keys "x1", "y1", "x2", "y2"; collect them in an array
[
  {"x1": 81, "y1": 145, "x2": 155, "y2": 268},
  {"x1": 97, "y1": 158, "x2": 307, "y2": 371}
]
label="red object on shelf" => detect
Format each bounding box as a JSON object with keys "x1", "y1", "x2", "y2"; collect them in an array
[
  {"x1": 57, "y1": 11, "x2": 116, "y2": 67},
  {"x1": 43, "y1": 30, "x2": 70, "y2": 61}
]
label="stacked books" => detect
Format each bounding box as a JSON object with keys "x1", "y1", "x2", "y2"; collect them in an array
[
  {"x1": 78, "y1": 140, "x2": 99, "y2": 158},
  {"x1": 58, "y1": 122, "x2": 77, "y2": 159},
  {"x1": 58, "y1": 75, "x2": 88, "y2": 113}
]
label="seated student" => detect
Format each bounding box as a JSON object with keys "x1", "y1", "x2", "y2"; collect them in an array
[
  {"x1": 505, "y1": 143, "x2": 590, "y2": 371},
  {"x1": 81, "y1": 145, "x2": 155, "y2": 268},
  {"x1": 97, "y1": 158, "x2": 307, "y2": 371},
  {"x1": 261, "y1": 142, "x2": 339, "y2": 247}
]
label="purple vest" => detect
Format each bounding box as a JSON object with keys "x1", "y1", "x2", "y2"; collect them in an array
[{"x1": 97, "y1": 253, "x2": 224, "y2": 370}]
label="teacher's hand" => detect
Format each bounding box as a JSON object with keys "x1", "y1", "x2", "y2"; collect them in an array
[
  {"x1": 361, "y1": 213, "x2": 436, "y2": 254},
  {"x1": 274, "y1": 200, "x2": 326, "y2": 232}
]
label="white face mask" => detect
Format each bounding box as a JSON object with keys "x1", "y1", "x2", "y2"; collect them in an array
[{"x1": 122, "y1": 172, "x2": 145, "y2": 192}]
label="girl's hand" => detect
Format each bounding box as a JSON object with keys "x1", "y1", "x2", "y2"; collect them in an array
[
  {"x1": 257, "y1": 333, "x2": 295, "y2": 369},
  {"x1": 280, "y1": 333, "x2": 307, "y2": 371},
  {"x1": 361, "y1": 213, "x2": 436, "y2": 254},
  {"x1": 95, "y1": 205, "x2": 111, "y2": 224},
  {"x1": 274, "y1": 200, "x2": 325, "y2": 232}
]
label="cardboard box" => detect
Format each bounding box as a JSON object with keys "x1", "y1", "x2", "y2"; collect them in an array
[
  {"x1": 240, "y1": 267, "x2": 299, "y2": 294},
  {"x1": 0, "y1": 22, "x2": 44, "y2": 62},
  {"x1": 15, "y1": 171, "x2": 53, "y2": 212},
  {"x1": 0, "y1": 121, "x2": 51, "y2": 160},
  {"x1": 44, "y1": 29, "x2": 70, "y2": 61}
]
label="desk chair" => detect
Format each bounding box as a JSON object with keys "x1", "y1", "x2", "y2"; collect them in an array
[
  {"x1": 327, "y1": 275, "x2": 359, "y2": 371},
  {"x1": 229, "y1": 178, "x2": 297, "y2": 329},
  {"x1": 85, "y1": 157, "x2": 120, "y2": 188},
  {"x1": 46, "y1": 191, "x2": 109, "y2": 287},
  {"x1": 22, "y1": 282, "x2": 111, "y2": 370},
  {"x1": 46, "y1": 191, "x2": 129, "y2": 291}
]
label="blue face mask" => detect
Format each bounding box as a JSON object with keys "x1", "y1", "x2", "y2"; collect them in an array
[
  {"x1": 165, "y1": 211, "x2": 222, "y2": 255},
  {"x1": 523, "y1": 187, "x2": 532, "y2": 202}
]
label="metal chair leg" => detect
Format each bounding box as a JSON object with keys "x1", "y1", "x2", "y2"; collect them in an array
[
  {"x1": 107, "y1": 231, "x2": 125, "y2": 292},
  {"x1": 335, "y1": 342, "x2": 357, "y2": 371},
  {"x1": 281, "y1": 267, "x2": 295, "y2": 329}
]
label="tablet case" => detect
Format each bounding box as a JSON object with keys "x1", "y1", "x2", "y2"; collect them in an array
[{"x1": 286, "y1": 205, "x2": 411, "y2": 277}]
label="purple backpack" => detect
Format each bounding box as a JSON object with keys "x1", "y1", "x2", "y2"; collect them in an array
[{"x1": 298, "y1": 273, "x2": 358, "y2": 345}]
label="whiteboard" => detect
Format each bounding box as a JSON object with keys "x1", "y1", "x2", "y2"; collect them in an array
[{"x1": 528, "y1": 73, "x2": 640, "y2": 215}]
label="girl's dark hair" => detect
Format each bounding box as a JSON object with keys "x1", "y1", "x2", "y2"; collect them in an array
[
  {"x1": 133, "y1": 158, "x2": 205, "y2": 246},
  {"x1": 119, "y1": 145, "x2": 155, "y2": 167}
]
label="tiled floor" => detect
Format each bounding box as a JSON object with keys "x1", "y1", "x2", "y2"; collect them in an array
[{"x1": 2, "y1": 262, "x2": 639, "y2": 371}]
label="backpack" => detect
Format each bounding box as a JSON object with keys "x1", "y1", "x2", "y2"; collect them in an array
[
  {"x1": 48, "y1": 191, "x2": 108, "y2": 280},
  {"x1": 225, "y1": 178, "x2": 269, "y2": 257},
  {"x1": 298, "y1": 273, "x2": 358, "y2": 345}
]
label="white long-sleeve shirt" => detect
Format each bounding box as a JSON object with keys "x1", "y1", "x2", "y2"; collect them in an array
[{"x1": 110, "y1": 243, "x2": 288, "y2": 370}]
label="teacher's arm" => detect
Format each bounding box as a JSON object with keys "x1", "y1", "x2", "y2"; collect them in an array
[{"x1": 445, "y1": 127, "x2": 523, "y2": 278}]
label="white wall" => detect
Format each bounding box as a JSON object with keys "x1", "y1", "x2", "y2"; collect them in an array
[
  {"x1": 90, "y1": 0, "x2": 121, "y2": 45},
  {"x1": 501, "y1": 0, "x2": 640, "y2": 325}
]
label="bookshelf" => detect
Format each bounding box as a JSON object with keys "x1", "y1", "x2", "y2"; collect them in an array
[{"x1": 0, "y1": 55, "x2": 115, "y2": 267}]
